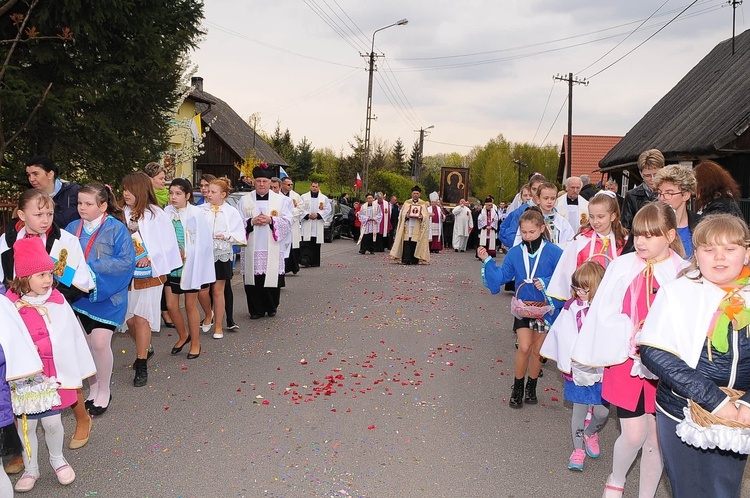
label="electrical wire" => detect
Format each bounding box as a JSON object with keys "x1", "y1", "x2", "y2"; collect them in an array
[
  {"x1": 381, "y1": 57, "x2": 423, "y2": 127},
  {"x1": 540, "y1": 96, "x2": 569, "y2": 145},
  {"x1": 303, "y1": 0, "x2": 365, "y2": 53},
  {"x1": 202, "y1": 20, "x2": 359, "y2": 68},
  {"x1": 585, "y1": 0, "x2": 699, "y2": 79},
  {"x1": 531, "y1": 81, "x2": 557, "y2": 144},
  {"x1": 264, "y1": 68, "x2": 362, "y2": 114},
  {"x1": 576, "y1": 0, "x2": 671, "y2": 75},
  {"x1": 330, "y1": 0, "x2": 372, "y2": 49},
  {"x1": 425, "y1": 139, "x2": 476, "y2": 148},
  {"x1": 394, "y1": 0, "x2": 717, "y2": 61},
  {"x1": 373, "y1": 75, "x2": 419, "y2": 129}
]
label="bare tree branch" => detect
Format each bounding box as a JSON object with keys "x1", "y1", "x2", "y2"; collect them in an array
[
  {"x1": 0, "y1": 0, "x2": 38, "y2": 83},
  {"x1": 2, "y1": 81, "x2": 52, "y2": 154},
  {"x1": 0, "y1": 0, "x2": 20, "y2": 18}
]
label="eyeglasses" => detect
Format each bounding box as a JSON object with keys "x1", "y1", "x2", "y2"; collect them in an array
[
  {"x1": 199, "y1": 183, "x2": 209, "y2": 187},
  {"x1": 570, "y1": 285, "x2": 590, "y2": 295},
  {"x1": 656, "y1": 190, "x2": 684, "y2": 200}
]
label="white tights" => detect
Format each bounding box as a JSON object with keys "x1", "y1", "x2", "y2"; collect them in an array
[
  {"x1": 86, "y1": 328, "x2": 114, "y2": 407},
  {"x1": 0, "y1": 462, "x2": 11, "y2": 497},
  {"x1": 606, "y1": 414, "x2": 662, "y2": 497},
  {"x1": 17, "y1": 414, "x2": 67, "y2": 477}
]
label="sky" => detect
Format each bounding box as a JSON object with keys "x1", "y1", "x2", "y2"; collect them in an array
[{"x1": 190, "y1": 0, "x2": 745, "y2": 157}]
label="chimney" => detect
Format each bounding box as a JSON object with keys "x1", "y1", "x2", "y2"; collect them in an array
[{"x1": 191, "y1": 76, "x2": 203, "y2": 92}]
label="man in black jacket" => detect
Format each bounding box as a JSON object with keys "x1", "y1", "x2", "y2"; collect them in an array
[
  {"x1": 25, "y1": 156, "x2": 80, "y2": 228},
  {"x1": 579, "y1": 174, "x2": 597, "y2": 201},
  {"x1": 620, "y1": 149, "x2": 664, "y2": 230}
]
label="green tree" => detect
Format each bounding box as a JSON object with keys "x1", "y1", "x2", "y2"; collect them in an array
[
  {"x1": 0, "y1": 0, "x2": 205, "y2": 186},
  {"x1": 269, "y1": 122, "x2": 297, "y2": 172},
  {"x1": 390, "y1": 138, "x2": 407, "y2": 175},
  {"x1": 407, "y1": 139, "x2": 420, "y2": 178},
  {"x1": 295, "y1": 136, "x2": 314, "y2": 180},
  {"x1": 369, "y1": 140, "x2": 389, "y2": 178}
]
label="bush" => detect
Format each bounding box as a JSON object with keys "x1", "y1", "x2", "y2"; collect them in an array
[{"x1": 370, "y1": 171, "x2": 422, "y2": 202}]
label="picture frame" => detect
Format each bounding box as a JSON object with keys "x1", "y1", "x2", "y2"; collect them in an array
[{"x1": 440, "y1": 167, "x2": 470, "y2": 206}]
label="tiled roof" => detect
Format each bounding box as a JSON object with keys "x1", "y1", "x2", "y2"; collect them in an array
[
  {"x1": 557, "y1": 135, "x2": 622, "y2": 181},
  {"x1": 600, "y1": 29, "x2": 750, "y2": 170}
]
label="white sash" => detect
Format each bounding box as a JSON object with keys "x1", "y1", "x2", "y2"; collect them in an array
[
  {"x1": 522, "y1": 240, "x2": 545, "y2": 283},
  {"x1": 243, "y1": 193, "x2": 283, "y2": 287}
]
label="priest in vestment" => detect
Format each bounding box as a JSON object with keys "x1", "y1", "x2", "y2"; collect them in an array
[
  {"x1": 281, "y1": 176, "x2": 302, "y2": 274},
  {"x1": 238, "y1": 164, "x2": 293, "y2": 319},
  {"x1": 299, "y1": 181, "x2": 332, "y2": 267},
  {"x1": 374, "y1": 193, "x2": 390, "y2": 252},
  {"x1": 451, "y1": 198, "x2": 473, "y2": 252},
  {"x1": 477, "y1": 196, "x2": 500, "y2": 257},
  {"x1": 357, "y1": 193, "x2": 382, "y2": 254},
  {"x1": 427, "y1": 193, "x2": 446, "y2": 253},
  {"x1": 389, "y1": 186, "x2": 430, "y2": 265}
]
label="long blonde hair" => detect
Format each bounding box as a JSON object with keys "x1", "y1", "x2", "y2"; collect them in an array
[{"x1": 631, "y1": 201, "x2": 686, "y2": 259}]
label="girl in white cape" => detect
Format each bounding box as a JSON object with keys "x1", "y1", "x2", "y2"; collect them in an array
[
  {"x1": 571, "y1": 202, "x2": 688, "y2": 498},
  {"x1": 639, "y1": 214, "x2": 750, "y2": 498},
  {"x1": 164, "y1": 179, "x2": 215, "y2": 359},
  {"x1": 122, "y1": 172, "x2": 182, "y2": 388}
]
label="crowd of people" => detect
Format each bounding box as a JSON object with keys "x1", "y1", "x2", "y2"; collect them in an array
[
  {"x1": 0, "y1": 151, "x2": 748, "y2": 496},
  {"x1": 480, "y1": 149, "x2": 749, "y2": 498},
  {"x1": 0, "y1": 159, "x2": 342, "y2": 494}
]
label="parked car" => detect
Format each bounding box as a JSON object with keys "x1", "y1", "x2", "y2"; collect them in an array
[{"x1": 324, "y1": 199, "x2": 346, "y2": 243}]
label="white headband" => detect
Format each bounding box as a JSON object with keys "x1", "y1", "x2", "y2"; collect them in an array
[{"x1": 594, "y1": 190, "x2": 616, "y2": 199}]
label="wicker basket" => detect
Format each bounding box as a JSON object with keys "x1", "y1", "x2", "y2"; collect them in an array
[
  {"x1": 510, "y1": 281, "x2": 554, "y2": 320},
  {"x1": 689, "y1": 387, "x2": 750, "y2": 429}
]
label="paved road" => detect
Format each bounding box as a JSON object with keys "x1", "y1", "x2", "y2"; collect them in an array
[{"x1": 11, "y1": 240, "x2": 749, "y2": 497}]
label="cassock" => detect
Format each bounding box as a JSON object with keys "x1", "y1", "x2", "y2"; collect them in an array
[
  {"x1": 299, "y1": 191, "x2": 332, "y2": 267},
  {"x1": 451, "y1": 205, "x2": 473, "y2": 252},
  {"x1": 375, "y1": 198, "x2": 390, "y2": 252},
  {"x1": 427, "y1": 205, "x2": 445, "y2": 253},
  {"x1": 555, "y1": 195, "x2": 589, "y2": 233},
  {"x1": 388, "y1": 202, "x2": 400, "y2": 249},
  {"x1": 283, "y1": 189, "x2": 303, "y2": 274},
  {"x1": 357, "y1": 202, "x2": 382, "y2": 254},
  {"x1": 238, "y1": 190, "x2": 293, "y2": 318},
  {"x1": 477, "y1": 204, "x2": 499, "y2": 256},
  {"x1": 389, "y1": 198, "x2": 430, "y2": 265}
]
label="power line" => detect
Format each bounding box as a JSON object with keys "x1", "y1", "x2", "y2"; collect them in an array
[
  {"x1": 540, "y1": 96, "x2": 568, "y2": 145},
  {"x1": 585, "y1": 0, "x2": 700, "y2": 79},
  {"x1": 393, "y1": 0, "x2": 718, "y2": 62},
  {"x1": 576, "y1": 0, "x2": 671, "y2": 75},
  {"x1": 531, "y1": 80, "x2": 557, "y2": 144},
  {"x1": 380, "y1": 57, "x2": 423, "y2": 127},
  {"x1": 263, "y1": 68, "x2": 361, "y2": 114},
  {"x1": 373, "y1": 75, "x2": 419, "y2": 130},
  {"x1": 425, "y1": 139, "x2": 476, "y2": 148},
  {"x1": 303, "y1": 0, "x2": 365, "y2": 53},
  {"x1": 202, "y1": 20, "x2": 360, "y2": 69},
  {"x1": 330, "y1": 0, "x2": 371, "y2": 48}
]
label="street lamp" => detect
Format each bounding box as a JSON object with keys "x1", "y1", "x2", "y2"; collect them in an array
[{"x1": 363, "y1": 18, "x2": 408, "y2": 193}]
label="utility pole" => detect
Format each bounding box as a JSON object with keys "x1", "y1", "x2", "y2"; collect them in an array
[
  {"x1": 362, "y1": 19, "x2": 408, "y2": 193},
  {"x1": 413, "y1": 125, "x2": 434, "y2": 181},
  {"x1": 512, "y1": 159, "x2": 526, "y2": 192},
  {"x1": 553, "y1": 73, "x2": 588, "y2": 180},
  {"x1": 731, "y1": 0, "x2": 743, "y2": 55}
]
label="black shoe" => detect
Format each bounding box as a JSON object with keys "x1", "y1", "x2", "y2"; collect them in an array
[
  {"x1": 187, "y1": 347, "x2": 202, "y2": 360},
  {"x1": 524, "y1": 377, "x2": 538, "y2": 404},
  {"x1": 171, "y1": 335, "x2": 191, "y2": 355},
  {"x1": 88, "y1": 394, "x2": 112, "y2": 416},
  {"x1": 509, "y1": 377, "x2": 524, "y2": 408},
  {"x1": 250, "y1": 314, "x2": 263, "y2": 320},
  {"x1": 267, "y1": 311, "x2": 277, "y2": 317},
  {"x1": 538, "y1": 368, "x2": 544, "y2": 378},
  {"x1": 226, "y1": 322, "x2": 239, "y2": 331},
  {"x1": 162, "y1": 314, "x2": 175, "y2": 329},
  {"x1": 147, "y1": 345, "x2": 154, "y2": 360},
  {"x1": 84, "y1": 399, "x2": 94, "y2": 410},
  {"x1": 133, "y1": 358, "x2": 148, "y2": 387}
]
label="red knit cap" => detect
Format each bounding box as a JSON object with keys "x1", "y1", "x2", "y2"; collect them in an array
[{"x1": 14, "y1": 237, "x2": 54, "y2": 278}]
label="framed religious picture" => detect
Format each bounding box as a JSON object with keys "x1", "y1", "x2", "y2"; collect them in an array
[
  {"x1": 440, "y1": 167, "x2": 470, "y2": 206},
  {"x1": 408, "y1": 204, "x2": 422, "y2": 218}
]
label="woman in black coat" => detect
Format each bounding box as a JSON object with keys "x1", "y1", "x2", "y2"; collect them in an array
[{"x1": 693, "y1": 160, "x2": 744, "y2": 218}]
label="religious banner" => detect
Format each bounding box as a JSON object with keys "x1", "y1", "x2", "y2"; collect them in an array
[{"x1": 440, "y1": 167, "x2": 470, "y2": 206}]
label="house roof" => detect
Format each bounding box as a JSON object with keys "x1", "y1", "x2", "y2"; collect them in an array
[
  {"x1": 599, "y1": 29, "x2": 750, "y2": 171},
  {"x1": 192, "y1": 89, "x2": 289, "y2": 167},
  {"x1": 557, "y1": 135, "x2": 622, "y2": 181}
]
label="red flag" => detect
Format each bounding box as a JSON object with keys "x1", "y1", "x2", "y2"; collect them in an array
[{"x1": 355, "y1": 172, "x2": 362, "y2": 189}]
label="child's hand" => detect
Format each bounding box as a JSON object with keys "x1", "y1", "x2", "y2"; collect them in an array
[
  {"x1": 533, "y1": 278, "x2": 544, "y2": 291},
  {"x1": 715, "y1": 401, "x2": 739, "y2": 420},
  {"x1": 477, "y1": 247, "x2": 488, "y2": 260},
  {"x1": 737, "y1": 404, "x2": 750, "y2": 424}
]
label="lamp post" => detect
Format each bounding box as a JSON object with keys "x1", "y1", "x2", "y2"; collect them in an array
[{"x1": 363, "y1": 18, "x2": 408, "y2": 193}]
